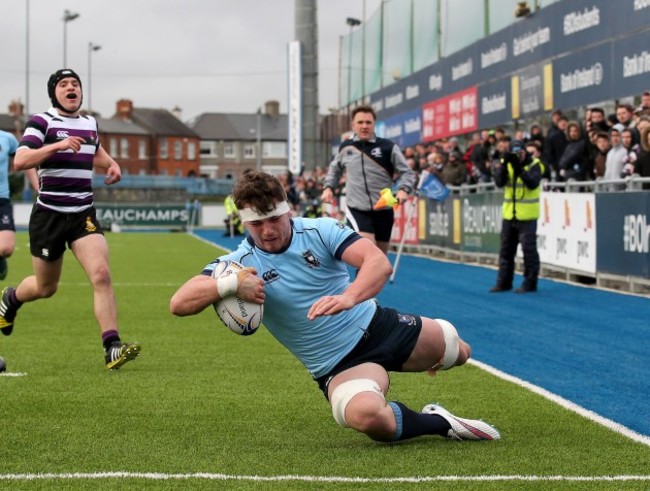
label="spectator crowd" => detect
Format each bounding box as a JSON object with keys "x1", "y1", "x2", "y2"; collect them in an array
[{"x1": 276, "y1": 91, "x2": 650, "y2": 219}]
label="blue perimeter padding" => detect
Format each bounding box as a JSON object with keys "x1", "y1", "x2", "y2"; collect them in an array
[{"x1": 195, "y1": 229, "x2": 650, "y2": 437}]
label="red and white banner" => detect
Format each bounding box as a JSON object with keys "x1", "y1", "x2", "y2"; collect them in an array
[{"x1": 422, "y1": 86, "x2": 478, "y2": 141}]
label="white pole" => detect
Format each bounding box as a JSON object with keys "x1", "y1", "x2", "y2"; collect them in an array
[
  {"x1": 256, "y1": 108, "x2": 261, "y2": 171},
  {"x1": 193, "y1": 199, "x2": 200, "y2": 232},
  {"x1": 187, "y1": 201, "x2": 194, "y2": 233},
  {"x1": 389, "y1": 170, "x2": 429, "y2": 283},
  {"x1": 389, "y1": 196, "x2": 418, "y2": 283}
]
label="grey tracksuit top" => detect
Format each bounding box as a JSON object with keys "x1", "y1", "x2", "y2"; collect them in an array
[{"x1": 323, "y1": 134, "x2": 416, "y2": 211}]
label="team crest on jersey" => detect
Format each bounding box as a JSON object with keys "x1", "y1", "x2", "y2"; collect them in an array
[
  {"x1": 398, "y1": 314, "x2": 417, "y2": 327},
  {"x1": 370, "y1": 147, "x2": 382, "y2": 158},
  {"x1": 302, "y1": 250, "x2": 320, "y2": 268},
  {"x1": 85, "y1": 216, "x2": 96, "y2": 232},
  {"x1": 336, "y1": 221, "x2": 346, "y2": 229}
]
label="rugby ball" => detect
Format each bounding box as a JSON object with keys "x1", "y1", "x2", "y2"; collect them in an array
[{"x1": 211, "y1": 260, "x2": 263, "y2": 336}]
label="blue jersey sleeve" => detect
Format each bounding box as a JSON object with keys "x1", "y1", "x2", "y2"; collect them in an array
[{"x1": 313, "y1": 217, "x2": 362, "y2": 260}]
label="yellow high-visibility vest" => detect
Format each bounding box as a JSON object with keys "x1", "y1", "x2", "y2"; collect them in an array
[
  {"x1": 224, "y1": 195, "x2": 237, "y2": 215},
  {"x1": 502, "y1": 157, "x2": 545, "y2": 220}
]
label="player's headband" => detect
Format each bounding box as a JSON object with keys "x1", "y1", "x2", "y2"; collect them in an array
[{"x1": 239, "y1": 201, "x2": 291, "y2": 223}]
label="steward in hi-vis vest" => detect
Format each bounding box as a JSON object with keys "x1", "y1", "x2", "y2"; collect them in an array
[
  {"x1": 223, "y1": 194, "x2": 244, "y2": 236},
  {"x1": 490, "y1": 139, "x2": 545, "y2": 294}
]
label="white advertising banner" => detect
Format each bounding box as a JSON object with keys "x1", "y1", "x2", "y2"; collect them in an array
[
  {"x1": 287, "y1": 40, "x2": 302, "y2": 175},
  {"x1": 537, "y1": 192, "x2": 596, "y2": 273}
]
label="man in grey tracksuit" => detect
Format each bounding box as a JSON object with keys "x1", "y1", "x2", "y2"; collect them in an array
[{"x1": 321, "y1": 105, "x2": 416, "y2": 255}]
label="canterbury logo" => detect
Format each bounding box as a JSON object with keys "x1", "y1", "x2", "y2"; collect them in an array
[
  {"x1": 262, "y1": 269, "x2": 279, "y2": 282},
  {"x1": 85, "y1": 217, "x2": 97, "y2": 232},
  {"x1": 56, "y1": 130, "x2": 70, "y2": 139}
]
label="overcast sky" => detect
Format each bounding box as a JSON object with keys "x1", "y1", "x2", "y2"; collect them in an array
[{"x1": 0, "y1": 0, "x2": 381, "y2": 122}]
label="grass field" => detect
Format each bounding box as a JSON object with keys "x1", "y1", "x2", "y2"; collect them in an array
[{"x1": 1, "y1": 232, "x2": 649, "y2": 491}]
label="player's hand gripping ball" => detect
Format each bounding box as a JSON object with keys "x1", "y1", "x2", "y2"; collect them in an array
[{"x1": 211, "y1": 260, "x2": 263, "y2": 336}]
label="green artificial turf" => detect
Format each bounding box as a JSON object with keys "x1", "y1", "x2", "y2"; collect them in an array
[{"x1": 1, "y1": 232, "x2": 648, "y2": 491}]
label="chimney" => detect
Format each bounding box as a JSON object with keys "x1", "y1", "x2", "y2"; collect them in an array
[
  {"x1": 172, "y1": 105, "x2": 182, "y2": 120},
  {"x1": 264, "y1": 100, "x2": 280, "y2": 119},
  {"x1": 116, "y1": 99, "x2": 133, "y2": 119}
]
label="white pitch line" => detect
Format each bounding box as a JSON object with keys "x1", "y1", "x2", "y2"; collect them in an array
[
  {"x1": 55, "y1": 282, "x2": 180, "y2": 287},
  {"x1": 0, "y1": 372, "x2": 28, "y2": 377},
  {"x1": 469, "y1": 359, "x2": 650, "y2": 447},
  {"x1": 0, "y1": 472, "x2": 648, "y2": 483},
  {"x1": 189, "y1": 231, "x2": 236, "y2": 252}
]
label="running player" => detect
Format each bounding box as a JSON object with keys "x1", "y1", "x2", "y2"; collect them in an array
[{"x1": 0, "y1": 69, "x2": 141, "y2": 370}]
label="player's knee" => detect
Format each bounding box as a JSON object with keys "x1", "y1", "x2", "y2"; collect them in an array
[
  {"x1": 435, "y1": 319, "x2": 463, "y2": 369},
  {"x1": 38, "y1": 283, "x2": 58, "y2": 298},
  {"x1": 0, "y1": 246, "x2": 14, "y2": 258},
  {"x1": 90, "y1": 265, "x2": 112, "y2": 288},
  {"x1": 330, "y1": 378, "x2": 384, "y2": 429},
  {"x1": 457, "y1": 339, "x2": 471, "y2": 366},
  {"x1": 344, "y1": 394, "x2": 387, "y2": 434}
]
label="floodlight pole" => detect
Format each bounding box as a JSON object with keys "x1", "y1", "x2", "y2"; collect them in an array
[
  {"x1": 87, "y1": 42, "x2": 101, "y2": 112},
  {"x1": 63, "y1": 9, "x2": 80, "y2": 67}
]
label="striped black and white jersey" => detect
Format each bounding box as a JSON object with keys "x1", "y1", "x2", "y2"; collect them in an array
[{"x1": 18, "y1": 107, "x2": 100, "y2": 214}]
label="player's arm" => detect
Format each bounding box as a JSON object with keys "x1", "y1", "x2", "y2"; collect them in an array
[
  {"x1": 170, "y1": 275, "x2": 220, "y2": 316},
  {"x1": 25, "y1": 168, "x2": 39, "y2": 192},
  {"x1": 307, "y1": 237, "x2": 391, "y2": 319},
  {"x1": 13, "y1": 136, "x2": 86, "y2": 170},
  {"x1": 170, "y1": 268, "x2": 263, "y2": 317},
  {"x1": 342, "y1": 238, "x2": 392, "y2": 301},
  {"x1": 93, "y1": 145, "x2": 122, "y2": 185},
  {"x1": 8, "y1": 150, "x2": 40, "y2": 192}
]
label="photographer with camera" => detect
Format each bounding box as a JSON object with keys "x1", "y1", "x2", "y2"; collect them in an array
[{"x1": 489, "y1": 140, "x2": 545, "y2": 294}]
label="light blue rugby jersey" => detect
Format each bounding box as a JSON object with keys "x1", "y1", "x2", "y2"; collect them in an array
[
  {"x1": 203, "y1": 217, "x2": 377, "y2": 379},
  {"x1": 0, "y1": 130, "x2": 19, "y2": 199}
]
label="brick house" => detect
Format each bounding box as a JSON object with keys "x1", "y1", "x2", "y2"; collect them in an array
[
  {"x1": 108, "y1": 99, "x2": 201, "y2": 177},
  {"x1": 96, "y1": 116, "x2": 153, "y2": 175},
  {"x1": 190, "y1": 100, "x2": 288, "y2": 180}
]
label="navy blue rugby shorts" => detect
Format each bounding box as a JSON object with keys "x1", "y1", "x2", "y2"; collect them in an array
[
  {"x1": 315, "y1": 304, "x2": 422, "y2": 399},
  {"x1": 0, "y1": 199, "x2": 15, "y2": 232}
]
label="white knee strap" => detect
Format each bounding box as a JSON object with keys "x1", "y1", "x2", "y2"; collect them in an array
[
  {"x1": 330, "y1": 378, "x2": 384, "y2": 428},
  {"x1": 436, "y1": 319, "x2": 460, "y2": 369}
]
